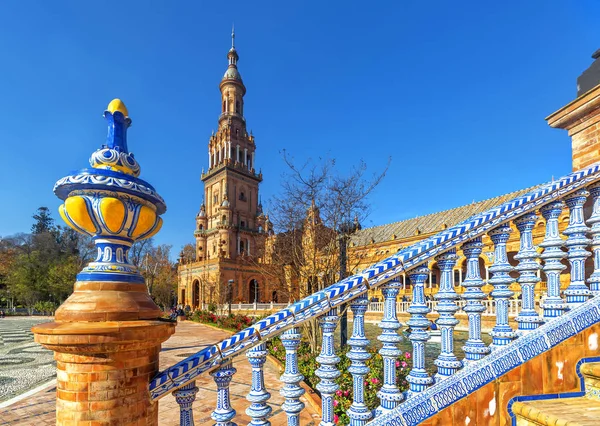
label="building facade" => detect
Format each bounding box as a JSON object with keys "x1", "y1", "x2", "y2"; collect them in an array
[{"x1": 178, "y1": 32, "x2": 275, "y2": 308}]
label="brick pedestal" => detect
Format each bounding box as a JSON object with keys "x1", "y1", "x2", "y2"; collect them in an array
[{"x1": 33, "y1": 281, "x2": 175, "y2": 425}]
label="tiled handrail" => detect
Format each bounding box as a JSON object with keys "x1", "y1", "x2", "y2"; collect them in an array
[
  {"x1": 371, "y1": 294, "x2": 600, "y2": 426},
  {"x1": 149, "y1": 162, "x2": 600, "y2": 402}
]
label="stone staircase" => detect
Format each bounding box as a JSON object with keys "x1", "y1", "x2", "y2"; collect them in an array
[{"x1": 511, "y1": 361, "x2": 600, "y2": 426}]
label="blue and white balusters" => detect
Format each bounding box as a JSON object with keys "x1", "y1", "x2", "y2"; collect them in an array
[
  {"x1": 316, "y1": 308, "x2": 340, "y2": 426},
  {"x1": 514, "y1": 213, "x2": 543, "y2": 333},
  {"x1": 540, "y1": 201, "x2": 568, "y2": 319},
  {"x1": 375, "y1": 280, "x2": 403, "y2": 416},
  {"x1": 461, "y1": 239, "x2": 491, "y2": 363},
  {"x1": 210, "y1": 361, "x2": 237, "y2": 426},
  {"x1": 406, "y1": 266, "x2": 433, "y2": 397},
  {"x1": 347, "y1": 295, "x2": 373, "y2": 425},
  {"x1": 280, "y1": 328, "x2": 305, "y2": 426},
  {"x1": 173, "y1": 381, "x2": 199, "y2": 426},
  {"x1": 433, "y1": 250, "x2": 462, "y2": 378},
  {"x1": 564, "y1": 189, "x2": 592, "y2": 307},
  {"x1": 587, "y1": 184, "x2": 600, "y2": 296},
  {"x1": 246, "y1": 343, "x2": 272, "y2": 425},
  {"x1": 488, "y1": 224, "x2": 517, "y2": 348}
]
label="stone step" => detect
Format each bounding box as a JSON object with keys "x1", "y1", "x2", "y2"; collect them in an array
[
  {"x1": 581, "y1": 362, "x2": 600, "y2": 401},
  {"x1": 513, "y1": 397, "x2": 600, "y2": 426}
]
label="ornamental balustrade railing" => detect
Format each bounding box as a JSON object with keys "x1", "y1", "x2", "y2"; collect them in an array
[{"x1": 151, "y1": 162, "x2": 600, "y2": 426}]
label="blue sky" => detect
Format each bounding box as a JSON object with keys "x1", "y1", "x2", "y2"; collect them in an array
[{"x1": 0, "y1": 1, "x2": 598, "y2": 254}]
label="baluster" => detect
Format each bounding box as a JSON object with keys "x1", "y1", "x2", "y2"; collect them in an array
[
  {"x1": 210, "y1": 360, "x2": 237, "y2": 426},
  {"x1": 375, "y1": 280, "x2": 403, "y2": 416},
  {"x1": 347, "y1": 294, "x2": 372, "y2": 425},
  {"x1": 316, "y1": 308, "x2": 340, "y2": 426},
  {"x1": 587, "y1": 184, "x2": 600, "y2": 296},
  {"x1": 514, "y1": 213, "x2": 543, "y2": 333},
  {"x1": 173, "y1": 381, "x2": 199, "y2": 426},
  {"x1": 406, "y1": 266, "x2": 433, "y2": 397},
  {"x1": 461, "y1": 239, "x2": 491, "y2": 363},
  {"x1": 433, "y1": 250, "x2": 462, "y2": 379},
  {"x1": 280, "y1": 328, "x2": 305, "y2": 426},
  {"x1": 488, "y1": 224, "x2": 516, "y2": 348},
  {"x1": 540, "y1": 201, "x2": 568, "y2": 318},
  {"x1": 564, "y1": 189, "x2": 592, "y2": 307},
  {"x1": 246, "y1": 343, "x2": 271, "y2": 425}
]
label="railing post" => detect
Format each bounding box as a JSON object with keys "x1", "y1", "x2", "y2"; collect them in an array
[
  {"x1": 173, "y1": 381, "x2": 199, "y2": 426},
  {"x1": 540, "y1": 201, "x2": 568, "y2": 318},
  {"x1": 246, "y1": 343, "x2": 272, "y2": 425},
  {"x1": 433, "y1": 249, "x2": 462, "y2": 378},
  {"x1": 461, "y1": 239, "x2": 491, "y2": 363},
  {"x1": 375, "y1": 280, "x2": 403, "y2": 416},
  {"x1": 406, "y1": 266, "x2": 433, "y2": 397},
  {"x1": 347, "y1": 294, "x2": 372, "y2": 425},
  {"x1": 316, "y1": 308, "x2": 340, "y2": 426},
  {"x1": 488, "y1": 224, "x2": 517, "y2": 348},
  {"x1": 210, "y1": 361, "x2": 237, "y2": 426},
  {"x1": 564, "y1": 189, "x2": 592, "y2": 307},
  {"x1": 280, "y1": 327, "x2": 305, "y2": 426},
  {"x1": 514, "y1": 212, "x2": 544, "y2": 333},
  {"x1": 587, "y1": 183, "x2": 600, "y2": 296}
]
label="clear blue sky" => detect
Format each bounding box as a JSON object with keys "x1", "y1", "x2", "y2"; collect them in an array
[{"x1": 0, "y1": 1, "x2": 598, "y2": 254}]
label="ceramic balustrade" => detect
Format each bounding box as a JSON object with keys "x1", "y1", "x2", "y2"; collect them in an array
[{"x1": 158, "y1": 167, "x2": 600, "y2": 426}]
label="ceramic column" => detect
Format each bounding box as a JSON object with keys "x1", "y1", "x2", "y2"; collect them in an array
[
  {"x1": 461, "y1": 238, "x2": 491, "y2": 363},
  {"x1": 564, "y1": 189, "x2": 592, "y2": 307},
  {"x1": 210, "y1": 361, "x2": 237, "y2": 426},
  {"x1": 587, "y1": 184, "x2": 600, "y2": 296},
  {"x1": 280, "y1": 328, "x2": 305, "y2": 426},
  {"x1": 488, "y1": 224, "x2": 516, "y2": 348},
  {"x1": 347, "y1": 295, "x2": 372, "y2": 425},
  {"x1": 246, "y1": 343, "x2": 271, "y2": 425},
  {"x1": 433, "y1": 249, "x2": 462, "y2": 378},
  {"x1": 316, "y1": 308, "x2": 340, "y2": 426},
  {"x1": 173, "y1": 382, "x2": 199, "y2": 426},
  {"x1": 514, "y1": 213, "x2": 543, "y2": 333},
  {"x1": 540, "y1": 201, "x2": 567, "y2": 318},
  {"x1": 406, "y1": 266, "x2": 433, "y2": 397},
  {"x1": 376, "y1": 280, "x2": 403, "y2": 416}
]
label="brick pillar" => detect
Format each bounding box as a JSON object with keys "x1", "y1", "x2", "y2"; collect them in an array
[
  {"x1": 546, "y1": 57, "x2": 600, "y2": 171},
  {"x1": 33, "y1": 99, "x2": 176, "y2": 425}
]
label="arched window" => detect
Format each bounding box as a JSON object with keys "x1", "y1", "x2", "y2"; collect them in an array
[
  {"x1": 223, "y1": 100, "x2": 226, "y2": 112},
  {"x1": 249, "y1": 279, "x2": 259, "y2": 303},
  {"x1": 240, "y1": 240, "x2": 245, "y2": 253},
  {"x1": 235, "y1": 101, "x2": 240, "y2": 113},
  {"x1": 199, "y1": 224, "x2": 204, "y2": 230},
  {"x1": 221, "y1": 215, "x2": 227, "y2": 223}
]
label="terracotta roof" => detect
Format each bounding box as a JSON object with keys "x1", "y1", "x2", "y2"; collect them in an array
[{"x1": 350, "y1": 186, "x2": 539, "y2": 247}]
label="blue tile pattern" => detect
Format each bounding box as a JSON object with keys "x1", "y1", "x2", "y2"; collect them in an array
[{"x1": 368, "y1": 295, "x2": 600, "y2": 426}]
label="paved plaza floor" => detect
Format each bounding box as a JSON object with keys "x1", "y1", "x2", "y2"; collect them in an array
[
  {"x1": 0, "y1": 317, "x2": 54, "y2": 403},
  {"x1": 0, "y1": 319, "x2": 320, "y2": 425}
]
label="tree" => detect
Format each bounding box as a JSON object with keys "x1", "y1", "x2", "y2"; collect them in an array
[
  {"x1": 255, "y1": 151, "x2": 389, "y2": 351},
  {"x1": 139, "y1": 243, "x2": 177, "y2": 310},
  {"x1": 31, "y1": 207, "x2": 55, "y2": 235}
]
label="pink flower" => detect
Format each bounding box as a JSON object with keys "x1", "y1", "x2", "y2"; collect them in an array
[
  {"x1": 334, "y1": 414, "x2": 339, "y2": 423},
  {"x1": 395, "y1": 361, "x2": 401, "y2": 368},
  {"x1": 336, "y1": 390, "x2": 342, "y2": 397},
  {"x1": 371, "y1": 378, "x2": 379, "y2": 384},
  {"x1": 401, "y1": 361, "x2": 408, "y2": 368},
  {"x1": 333, "y1": 399, "x2": 339, "y2": 407},
  {"x1": 343, "y1": 390, "x2": 349, "y2": 397},
  {"x1": 273, "y1": 346, "x2": 278, "y2": 352},
  {"x1": 405, "y1": 352, "x2": 411, "y2": 359}
]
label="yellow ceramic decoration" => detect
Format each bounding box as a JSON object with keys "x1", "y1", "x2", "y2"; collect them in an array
[{"x1": 100, "y1": 197, "x2": 126, "y2": 233}]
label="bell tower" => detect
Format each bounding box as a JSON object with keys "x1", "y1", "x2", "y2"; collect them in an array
[{"x1": 196, "y1": 28, "x2": 265, "y2": 262}]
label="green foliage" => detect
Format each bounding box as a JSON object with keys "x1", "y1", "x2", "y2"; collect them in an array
[
  {"x1": 267, "y1": 337, "x2": 410, "y2": 426},
  {"x1": 207, "y1": 302, "x2": 218, "y2": 313},
  {"x1": 33, "y1": 300, "x2": 57, "y2": 315}
]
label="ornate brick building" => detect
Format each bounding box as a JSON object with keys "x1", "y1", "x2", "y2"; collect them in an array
[{"x1": 178, "y1": 31, "x2": 274, "y2": 308}]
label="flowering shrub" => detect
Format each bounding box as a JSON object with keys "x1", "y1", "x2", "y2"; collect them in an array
[
  {"x1": 190, "y1": 310, "x2": 253, "y2": 331},
  {"x1": 267, "y1": 337, "x2": 410, "y2": 425}
]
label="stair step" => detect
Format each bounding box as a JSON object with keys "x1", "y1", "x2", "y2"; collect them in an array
[
  {"x1": 581, "y1": 362, "x2": 600, "y2": 401},
  {"x1": 513, "y1": 397, "x2": 600, "y2": 426}
]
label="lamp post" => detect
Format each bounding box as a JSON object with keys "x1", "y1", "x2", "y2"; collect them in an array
[
  {"x1": 228, "y1": 279, "x2": 233, "y2": 316},
  {"x1": 339, "y1": 217, "x2": 361, "y2": 348}
]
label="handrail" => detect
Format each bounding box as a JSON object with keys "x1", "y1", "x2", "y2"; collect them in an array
[{"x1": 149, "y1": 162, "x2": 600, "y2": 400}]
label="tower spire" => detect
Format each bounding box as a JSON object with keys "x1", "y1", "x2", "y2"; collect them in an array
[{"x1": 231, "y1": 24, "x2": 235, "y2": 49}]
